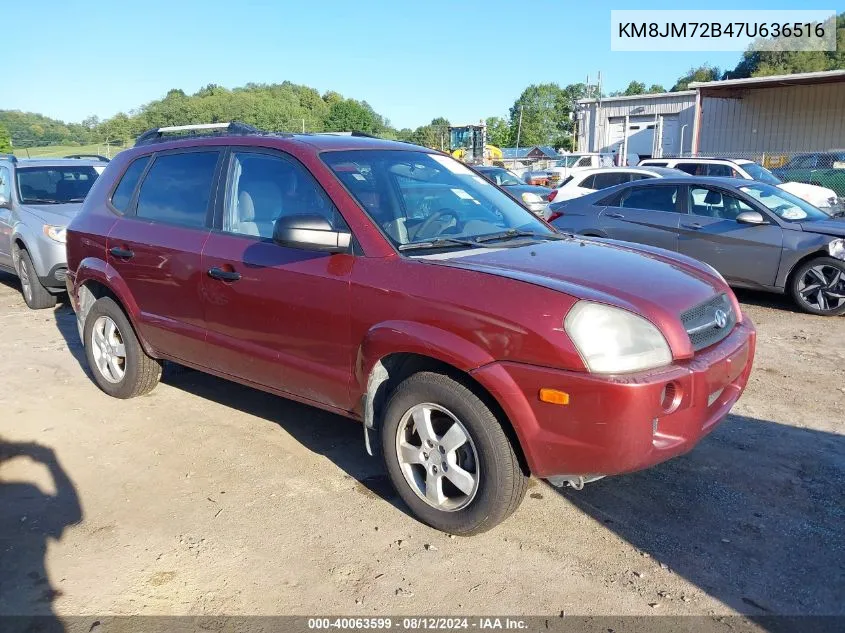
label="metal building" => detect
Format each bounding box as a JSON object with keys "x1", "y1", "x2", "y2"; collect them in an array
[
  {"x1": 576, "y1": 92, "x2": 697, "y2": 159},
  {"x1": 576, "y1": 69, "x2": 845, "y2": 161},
  {"x1": 689, "y1": 70, "x2": 845, "y2": 154}
]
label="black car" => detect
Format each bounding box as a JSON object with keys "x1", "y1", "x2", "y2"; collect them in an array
[
  {"x1": 548, "y1": 177, "x2": 845, "y2": 315},
  {"x1": 475, "y1": 166, "x2": 551, "y2": 215}
]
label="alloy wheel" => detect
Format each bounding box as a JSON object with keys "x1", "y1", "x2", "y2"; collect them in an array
[
  {"x1": 797, "y1": 264, "x2": 845, "y2": 312},
  {"x1": 91, "y1": 316, "x2": 127, "y2": 383},
  {"x1": 395, "y1": 403, "x2": 480, "y2": 512}
]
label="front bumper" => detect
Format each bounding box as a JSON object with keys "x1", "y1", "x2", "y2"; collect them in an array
[{"x1": 471, "y1": 318, "x2": 756, "y2": 479}]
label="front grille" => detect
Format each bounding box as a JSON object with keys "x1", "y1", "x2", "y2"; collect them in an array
[{"x1": 680, "y1": 293, "x2": 736, "y2": 351}]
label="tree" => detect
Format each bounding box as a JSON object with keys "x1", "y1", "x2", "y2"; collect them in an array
[
  {"x1": 623, "y1": 81, "x2": 647, "y2": 96},
  {"x1": 324, "y1": 99, "x2": 381, "y2": 133},
  {"x1": 410, "y1": 117, "x2": 451, "y2": 150},
  {"x1": 485, "y1": 116, "x2": 510, "y2": 147},
  {"x1": 0, "y1": 124, "x2": 12, "y2": 153},
  {"x1": 508, "y1": 83, "x2": 573, "y2": 148},
  {"x1": 647, "y1": 84, "x2": 665, "y2": 93},
  {"x1": 671, "y1": 65, "x2": 722, "y2": 91}
]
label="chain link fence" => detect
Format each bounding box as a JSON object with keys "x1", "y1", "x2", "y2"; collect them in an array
[{"x1": 664, "y1": 150, "x2": 845, "y2": 197}]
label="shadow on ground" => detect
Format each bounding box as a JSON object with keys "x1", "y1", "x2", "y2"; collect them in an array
[
  {"x1": 555, "y1": 414, "x2": 845, "y2": 619},
  {"x1": 0, "y1": 437, "x2": 81, "y2": 632}
]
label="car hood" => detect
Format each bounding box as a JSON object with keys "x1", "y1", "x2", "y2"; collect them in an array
[
  {"x1": 419, "y1": 237, "x2": 724, "y2": 321},
  {"x1": 777, "y1": 181, "x2": 837, "y2": 205},
  {"x1": 21, "y1": 203, "x2": 84, "y2": 225},
  {"x1": 798, "y1": 218, "x2": 845, "y2": 237}
]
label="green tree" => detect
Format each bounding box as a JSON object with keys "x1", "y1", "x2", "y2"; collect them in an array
[
  {"x1": 324, "y1": 99, "x2": 381, "y2": 133},
  {"x1": 485, "y1": 116, "x2": 510, "y2": 147},
  {"x1": 623, "y1": 81, "x2": 647, "y2": 96},
  {"x1": 647, "y1": 84, "x2": 665, "y2": 93},
  {"x1": 0, "y1": 124, "x2": 12, "y2": 153},
  {"x1": 671, "y1": 65, "x2": 722, "y2": 91},
  {"x1": 508, "y1": 83, "x2": 573, "y2": 148}
]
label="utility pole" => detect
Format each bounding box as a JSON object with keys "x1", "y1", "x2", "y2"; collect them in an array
[{"x1": 515, "y1": 105, "x2": 524, "y2": 158}]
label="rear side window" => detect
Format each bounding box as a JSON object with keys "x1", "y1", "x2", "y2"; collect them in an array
[
  {"x1": 579, "y1": 175, "x2": 596, "y2": 189},
  {"x1": 592, "y1": 172, "x2": 629, "y2": 189},
  {"x1": 136, "y1": 152, "x2": 219, "y2": 228},
  {"x1": 619, "y1": 185, "x2": 680, "y2": 213},
  {"x1": 675, "y1": 162, "x2": 703, "y2": 176},
  {"x1": 706, "y1": 164, "x2": 734, "y2": 177},
  {"x1": 111, "y1": 156, "x2": 150, "y2": 213}
]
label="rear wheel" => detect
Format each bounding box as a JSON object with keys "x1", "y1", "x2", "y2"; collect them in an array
[
  {"x1": 380, "y1": 372, "x2": 527, "y2": 535},
  {"x1": 83, "y1": 297, "x2": 162, "y2": 398},
  {"x1": 17, "y1": 250, "x2": 57, "y2": 310},
  {"x1": 789, "y1": 257, "x2": 845, "y2": 316}
]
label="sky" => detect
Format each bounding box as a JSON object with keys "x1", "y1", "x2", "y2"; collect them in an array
[{"x1": 2, "y1": 0, "x2": 817, "y2": 130}]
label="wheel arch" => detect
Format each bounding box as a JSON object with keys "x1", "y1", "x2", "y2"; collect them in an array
[
  {"x1": 783, "y1": 249, "x2": 830, "y2": 291},
  {"x1": 361, "y1": 349, "x2": 529, "y2": 476}
]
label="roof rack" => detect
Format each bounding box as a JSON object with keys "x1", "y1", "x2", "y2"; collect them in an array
[
  {"x1": 134, "y1": 121, "x2": 273, "y2": 146},
  {"x1": 0, "y1": 153, "x2": 17, "y2": 163},
  {"x1": 64, "y1": 154, "x2": 110, "y2": 162}
]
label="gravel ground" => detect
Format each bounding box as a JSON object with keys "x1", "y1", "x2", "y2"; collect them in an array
[{"x1": 0, "y1": 272, "x2": 842, "y2": 625}]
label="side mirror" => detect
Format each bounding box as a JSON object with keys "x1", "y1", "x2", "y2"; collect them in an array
[
  {"x1": 0, "y1": 193, "x2": 9, "y2": 209},
  {"x1": 736, "y1": 211, "x2": 766, "y2": 225},
  {"x1": 273, "y1": 214, "x2": 351, "y2": 254}
]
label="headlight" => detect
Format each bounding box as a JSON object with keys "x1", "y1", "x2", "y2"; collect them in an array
[
  {"x1": 564, "y1": 301, "x2": 672, "y2": 374},
  {"x1": 827, "y1": 195, "x2": 838, "y2": 207},
  {"x1": 43, "y1": 225, "x2": 67, "y2": 244},
  {"x1": 829, "y1": 238, "x2": 845, "y2": 260},
  {"x1": 521, "y1": 192, "x2": 544, "y2": 204}
]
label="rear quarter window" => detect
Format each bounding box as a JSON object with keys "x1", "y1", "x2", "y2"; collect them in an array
[{"x1": 111, "y1": 156, "x2": 150, "y2": 213}]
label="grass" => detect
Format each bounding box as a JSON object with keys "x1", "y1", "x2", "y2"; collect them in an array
[{"x1": 13, "y1": 141, "x2": 131, "y2": 159}]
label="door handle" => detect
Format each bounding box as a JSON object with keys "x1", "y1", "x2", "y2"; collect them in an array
[
  {"x1": 682, "y1": 223, "x2": 704, "y2": 230},
  {"x1": 109, "y1": 246, "x2": 134, "y2": 259},
  {"x1": 208, "y1": 267, "x2": 242, "y2": 282},
  {"x1": 606, "y1": 212, "x2": 625, "y2": 219}
]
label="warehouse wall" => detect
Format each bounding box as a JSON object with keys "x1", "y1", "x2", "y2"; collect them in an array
[{"x1": 699, "y1": 82, "x2": 845, "y2": 153}]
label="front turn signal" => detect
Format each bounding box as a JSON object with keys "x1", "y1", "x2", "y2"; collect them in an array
[{"x1": 539, "y1": 388, "x2": 570, "y2": 405}]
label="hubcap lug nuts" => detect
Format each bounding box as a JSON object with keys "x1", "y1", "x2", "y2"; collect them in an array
[
  {"x1": 442, "y1": 462, "x2": 448, "y2": 471},
  {"x1": 439, "y1": 445, "x2": 445, "y2": 454}
]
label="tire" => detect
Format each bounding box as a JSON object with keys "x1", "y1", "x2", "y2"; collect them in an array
[
  {"x1": 380, "y1": 372, "x2": 528, "y2": 535},
  {"x1": 788, "y1": 256, "x2": 845, "y2": 316},
  {"x1": 17, "y1": 250, "x2": 57, "y2": 310},
  {"x1": 83, "y1": 297, "x2": 162, "y2": 398}
]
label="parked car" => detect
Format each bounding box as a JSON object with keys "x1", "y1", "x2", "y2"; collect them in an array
[
  {"x1": 66, "y1": 122, "x2": 756, "y2": 534},
  {"x1": 546, "y1": 153, "x2": 640, "y2": 187},
  {"x1": 639, "y1": 157, "x2": 842, "y2": 216},
  {"x1": 547, "y1": 166, "x2": 688, "y2": 209},
  {"x1": 0, "y1": 155, "x2": 105, "y2": 308},
  {"x1": 771, "y1": 151, "x2": 845, "y2": 199},
  {"x1": 549, "y1": 177, "x2": 845, "y2": 315},
  {"x1": 474, "y1": 165, "x2": 551, "y2": 215}
]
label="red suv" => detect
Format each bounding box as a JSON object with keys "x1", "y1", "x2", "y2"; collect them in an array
[{"x1": 66, "y1": 122, "x2": 756, "y2": 534}]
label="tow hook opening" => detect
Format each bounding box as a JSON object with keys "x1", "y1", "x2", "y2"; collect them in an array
[{"x1": 547, "y1": 474, "x2": 605, "y2": 490}]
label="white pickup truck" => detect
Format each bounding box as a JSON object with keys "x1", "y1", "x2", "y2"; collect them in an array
[{"x1": 546, "y1": 152, "x2": 639, "y2": 187}]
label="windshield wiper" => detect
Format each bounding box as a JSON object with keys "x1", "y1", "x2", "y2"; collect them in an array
[
  {"x1": 398, "y1": 237, "x2": 486, "y2": 252},
  {"x1": 67, "y1": 197, "x2": 86, "y2": 203},
  {"x1": 24, "y1": 198, "x2": 62, "y2": 204},
  {"x1": 474, "y1": 229, "x2": 568, "y2": 243}
]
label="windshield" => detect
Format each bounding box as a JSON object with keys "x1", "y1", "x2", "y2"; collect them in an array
[
  {"x1": 16, "y1": 166, "x2": 100, "y2": 204},
  {"x1": 741, "y1": 162, "x2": 781, "y2": 185},
  {"x1": 323, "y1": 150, "x2": 550, "y2": 249},
  {"x1": 482, "y1": 168, "x2": 523, "y2": 186},
  {"x1": 740, "y1": 183, "x2": 831, "y2": 223}
]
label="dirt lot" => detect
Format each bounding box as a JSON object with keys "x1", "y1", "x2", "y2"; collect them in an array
[{"x1": 1, "y1": 271, "x2": 843, "y2": 623}]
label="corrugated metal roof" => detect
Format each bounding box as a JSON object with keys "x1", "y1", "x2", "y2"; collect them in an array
[
  {"x1": 577, "y1": 90, "x2": 695, "y2": 105},
  {"x1": 691, "y1": 69, "x2": 845, "y2": 90}
]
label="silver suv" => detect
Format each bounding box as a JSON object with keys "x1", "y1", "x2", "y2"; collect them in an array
[{"x1": 0, "y1": 155, "x2": 106, "y2": 308}]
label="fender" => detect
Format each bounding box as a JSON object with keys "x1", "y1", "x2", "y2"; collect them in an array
[
  {"x1": 11, "y1": 224, "x2": 42, "y2": 274},
  {"x1": 73, "y1": 257, "x2": 159, "y2": 358},
  {"x1": 356, "y1": 320, "x2": 496, "y2": 392}
]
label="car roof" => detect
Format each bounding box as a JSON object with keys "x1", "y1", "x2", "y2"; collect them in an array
[
  {"x1": 642, "y1": 157, "x2": 751, "y2": 165},
  {"x1": 9, "y1": 158, "x2": 107, "y2": 168},
  {"x1": 619, "y1": 176, "x2": 752, "y2": 187},
  {"x1": 572, "y1": 166, "x2": 685, "y2": 176}
]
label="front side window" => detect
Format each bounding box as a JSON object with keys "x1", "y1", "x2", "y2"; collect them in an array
[
  {"x1": 16, "y1": 166, "x2": 100, "y2": 204},
  {"x1": 136, "y1": 151, "x2": 219, "y2": 228},
  {"x1": 323, "y1": 150, "x2": 549, "y2": 247},
  {"x1": 689, "y1": 186, "x2": 754, "y2": 220},
  {"x1": 740, "y1": 183, "x2": 830, "y2": 223},
  {"x1": 619, "y1": 185, "x2": 680, "y2": 213},
  {"x1": 706, "y1": 164, "x2": 734, "y2": 178},
  {"x1": 224, "y1": 151, "x2": 344, "y2": 239},
  {"x1": 111, "y1": 156, "x2": 150, "y2": 213}
]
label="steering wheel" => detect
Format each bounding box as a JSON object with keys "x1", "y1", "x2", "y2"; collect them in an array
[{"x1": 415, "y1": 208, "x2": 460, "y2": 240}]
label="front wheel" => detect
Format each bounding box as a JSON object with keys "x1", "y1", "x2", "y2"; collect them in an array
[
  {"x1": 381, "y1": 372, "x2": 528, "y2": 535},
  {"x1": 17, "y1": 250, "x2": 57, "y2": 310},
  {"x1": 789, "y1": 257, "x2": 845, "y2": 316}
]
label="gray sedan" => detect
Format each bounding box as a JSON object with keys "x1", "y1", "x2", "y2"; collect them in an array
[{"x1": 549, "y1": 177, "x2": 845, "y2": 316}]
